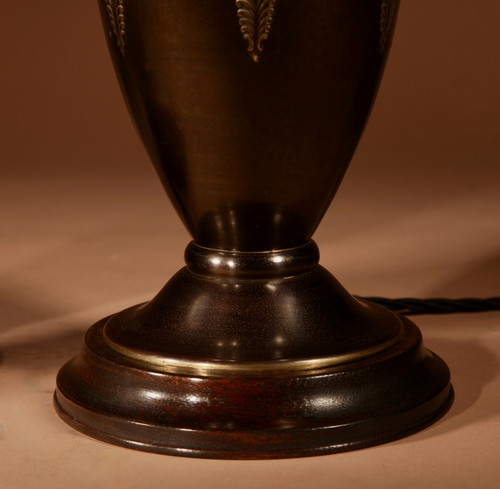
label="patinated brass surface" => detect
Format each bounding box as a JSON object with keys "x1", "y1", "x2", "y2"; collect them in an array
[{"x1": 55, "y1": 0, "x2": 452, "y2": 458}]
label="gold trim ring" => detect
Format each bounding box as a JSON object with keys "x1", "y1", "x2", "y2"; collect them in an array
[{"x1": 103, "y1": 323, "x2": 406, "y2": 378}]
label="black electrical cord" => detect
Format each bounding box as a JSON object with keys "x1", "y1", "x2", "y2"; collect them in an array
[{"x1": 357, "y1": 296, "x2": 500, "y2": 315}]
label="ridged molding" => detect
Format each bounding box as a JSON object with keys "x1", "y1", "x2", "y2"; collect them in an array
[
  {"x1": 105, "y1": 0, "x2": 126, "y2": 56},
  {"x1": 236, "y1": 0, "x2": 278, "y2": 62},
  {"x1": 380, "y1": 0, "x2": 398, "y2": 53}
]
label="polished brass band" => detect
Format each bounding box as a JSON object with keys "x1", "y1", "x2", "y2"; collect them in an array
[
  {"x1": 185, "y1": 240, "x2": 320, "y2": 278},
  {"x1": 103, "y1": 321, "x2": 405, "y2": 378}
]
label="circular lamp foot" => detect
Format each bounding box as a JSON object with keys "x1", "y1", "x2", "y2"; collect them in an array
[{"x1": 55, "y1": 247, "x2": 453, "y2": 459}]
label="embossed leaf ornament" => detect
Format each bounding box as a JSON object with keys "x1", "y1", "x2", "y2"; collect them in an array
[
  {"x1": 380, "y1": 0, "x2": 398, "y2": 52},
  {"x1": 236, "y1": 0, "x2": 277, "y2": 62},
  {"x1": 105, "y1": 0, "x2": 126, "y2": 56}
]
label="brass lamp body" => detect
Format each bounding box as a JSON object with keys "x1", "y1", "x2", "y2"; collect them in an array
[{"x1": 54, "y1": 0, "x2": 453, "y2": 458}]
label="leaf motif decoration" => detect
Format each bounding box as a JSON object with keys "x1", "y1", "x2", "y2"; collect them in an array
[
  {"x1": 380, "y1": 0, "x2": 398, "y2": 53},
  {"x1": 105, "y1": 0, "x2": 126, "y2": 56},
  {"x1": 236, "y1": 0, "x2": 277, "y2": 62}
]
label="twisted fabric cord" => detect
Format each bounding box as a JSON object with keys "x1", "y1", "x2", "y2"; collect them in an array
[{"x1": 357, "y1": 296, "x2": 500, "y2": 315}]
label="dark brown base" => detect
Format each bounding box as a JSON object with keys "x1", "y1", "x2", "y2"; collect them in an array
[
  {"x1": 55, "y1": 374, "x2": 452, "y2": 459},
  {"x1": 55, "y1": 244, "x2": 453, "y2": 459},
  {"x1": 55, "y1": 310, "x2": 452, "y2": 458}
]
